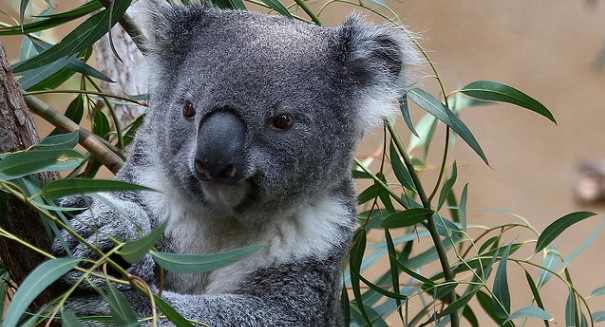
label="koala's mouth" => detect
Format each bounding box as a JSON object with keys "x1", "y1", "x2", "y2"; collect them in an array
[{"x1": 200, "y1": 180, "x2": 250, "y2": 208}]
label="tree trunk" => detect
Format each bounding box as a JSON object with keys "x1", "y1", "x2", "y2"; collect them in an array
[{"x1": 0, "y1": 41, "x2": 60, "y2": 310}]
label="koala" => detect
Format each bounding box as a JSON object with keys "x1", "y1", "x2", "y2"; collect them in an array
[{"x1": 54, "y1": 2, "x2": 419, "y2": 326}]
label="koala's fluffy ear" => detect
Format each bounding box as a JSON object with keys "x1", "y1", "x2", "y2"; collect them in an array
[{"x1": 340, "y1": 15, "x2": 421, "y2": 130}]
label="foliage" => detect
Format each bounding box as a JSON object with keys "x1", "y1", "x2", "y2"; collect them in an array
[{"x1": 0, "y1": 0, "x2": 603, "y2": 326}]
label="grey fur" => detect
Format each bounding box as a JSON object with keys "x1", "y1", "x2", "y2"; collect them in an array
[{"x1": 54, "y1": 2, "x2": 419, "y2": 326}]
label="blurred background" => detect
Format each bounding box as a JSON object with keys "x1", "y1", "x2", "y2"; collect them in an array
[{"x1": 2, "y1": 0, "x2": 605, "y2": 325}]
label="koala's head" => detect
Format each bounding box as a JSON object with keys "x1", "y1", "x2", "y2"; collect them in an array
[{"x1": 143, "y1": 3, "x2": 419, "y2": 216}]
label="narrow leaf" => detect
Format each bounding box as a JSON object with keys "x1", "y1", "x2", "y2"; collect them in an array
[
  {"x1": 535, "y1": 212, "x2": 596, "y2": 253},
  {"x1": 562, "y1": 219, "x2": 604, "y2": 269},
  {"x1": 50, "y1": 96, "x2": 85, "y2": 136},
  {"x1": 537, "y1": 246, "x2": 560, "y2": 287},
  {"x1": 593, "y1": 311, "x2": 605, "y2": 323},
  {"x1": 118, "y1": 221, "x2": 167, "y2": 264},
  {"x1": 0, "y1": 2, "x2": 102, "y2": 36},
  {"x1": 104, "y1": 283, "x2": 140, "y2": 327},
  {"x1": 381, "y1": 208, "x2": 434, "y2": 229},
  {"x1": 437, "y1": 162, "x2": 457, "y2": 210},
  {"x1": 503, "y1": 306, "x2": 552, "y2": 324},
  {"x1": 459, "y1": 80, "x2": 556, "y2": 124},
  {"x1": 0, "y1": 150, "x2": 84, "y2": 180},
  {"x1": 12, "y1": 0, "x2": 132, "y2": 73},
  {"x1": 590, "y1": 285, "x2": 605, "y2": 297},
  {"x1": 35, "y1": 130, "x2": 79, "y2": 151},
  {"x1": 399, "y1": 94, "x2": 418, "y2": 137},
  {"x1": 152, "y1": 243, "x2": 263, "y2": 273},
  {"x1": 409, "y1": 88, "x2": 488, "y2": 164},
  {"x1": 153, "y1": 295, "x2": 194, "y2": 327},
  {"x1": 524, "y1": 271, "x2": 549, "y2": 327},
  {"x1": 41, "y1": 179, "x2": 154, "y2": 199},
  {"x1": 566, "y1": 290, "x2": 578, "y2": 327},
  {"x1": 4, "y1": 258, "x2": 80, "y2": 327},
  {"x1": 493, "y1": 243, "x2": 513, "y2": 319},
  {"x1": 349, "y1": 229, "x2": 371, "y2": 325},
  {"x1": 18, "y1": 54, "x2": 76, "y2": 90},
  {"x1": 462, "y1": 306, "x2": 479, "y2": 327},
  {"x1": 476, "y1": 290, "x2": 507, "y2": 326},
  {"x1": 61, "y1": 310, "x2": 84, "y2": 327},
  {"x1": 93, "y1": 110, "x2": 111, "y2": 140},
  {"x1": 389, "y1": 142, "x2": 416, "y2": 191},
  {"x1": 259, "y1": 0, "x2": 292, "y2": 17}
]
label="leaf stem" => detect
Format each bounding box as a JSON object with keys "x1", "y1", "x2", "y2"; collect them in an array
[
  {"x1": 387, "y1": 121, "x2": 460, "y2": 327},
  {"x1": 293, "y1": 0, "x2": 323, "y2": 25}
]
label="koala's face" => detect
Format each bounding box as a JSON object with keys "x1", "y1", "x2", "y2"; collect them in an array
[{"x1": 145, "y1": 6, "x2": 417, "y2": 215}]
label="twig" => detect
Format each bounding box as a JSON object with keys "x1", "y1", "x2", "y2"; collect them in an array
[{"x1": 24, "y1": 96, "x2": 124, "y2": 174}]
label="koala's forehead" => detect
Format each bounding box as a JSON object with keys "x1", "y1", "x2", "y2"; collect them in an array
[{"x1": 161, "y1": 11, "x2": 342, "y2": 94}]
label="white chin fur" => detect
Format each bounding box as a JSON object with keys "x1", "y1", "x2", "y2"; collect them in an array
[{"x1": 201, "y1": 181, "x2": 249, "y2": 207}]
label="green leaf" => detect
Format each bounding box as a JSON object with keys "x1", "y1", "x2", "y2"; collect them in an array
[
  {"x1": 259, "y1": 0, "x2": 292, "y2": 17},
  {"x1": 0, "y1": 150, "x2": 84, "y2": 180},
  {"x1": 504, "y1": 306, "x2": 552, "y2": 324},
  {"x1": 4, "y1": 258, "x2": 80, "y2": 327},
  {"x1": 18, "y1": 54, "x2": 76, "y2": 91},
  {"x1": 41, "y1": 179, "x2": 154, "y2": 199},
  {"x1": 458, "y1": 80, "x2": 556, "y2": 124},
  {"x1": 459, "y1": 184, "x2": 468, "y2": 230},
  {"x1": 0, "y1": 2, "x2": 103, "y2": 36},
  {"x1": 19, "y1": 0, "x2": 30, "y2": 27},
  {"x1": 103, "y1": 283, "x2": 140, "y2": 327},
  {"x1": 399, "y1": 93, "x2": 418, "y2": 137},
  {"x1": 35, "y1": 130, "x2": 79, "y2": 151},
  {"x1": 562, "y1": 219, "x2": 603, "y2": 269},
  {"x1": 93, "y1": 110, "x2": 111, "y2": 140},
  {"x1": 524, "y1": 271, "x2": 549, "y2": 327},
  {"x1": 537, "y1": 246, "x2": 560, "y2": 287},
  {"x1": 590, "y1": 285, "x2": 605, "y2": 297},
  {"x1": 462, "y1": 306, "x2": 479, "y2": 327},
  {"x1": 492, "y1": 243, "x2": 512, "y2": 319},
  {"x1": 566, "y1": 290, "x2": 578, "y2": 327},
  {"x1": 535, "y1": 212, "x2": 596, "y2": 253},
  {"x1": 61, "y1": 310, "x2": 84, "y2": 327},
  {"x1": 358, "y1": 184, "x2": 380, "y2": 205},
  {"x1": 476, "y1": 290, "x2": 508, "y2": 326},
  {"x1": 408, "y1": 113, "x2": 438, "y2": 156},
  {"x1": 408, "y1": 88, "x2": 488, "y2": 165},
  {"x1": 381, "y1": 208, "x2": 434, "y2": 229},
  {"x1": 12, "y1": 0, "x2": 132, "y2": 73},
  {"x1": 153, "y1": 295, "x2": 194, "y2": 327},
  {"x1": 50, "y1": 96, "x2": 85, "y2": 136},
  {"x1": 593, "y1": 311, "x2": 605, "y2": 323},
  {"x1": 118, "y1": 221, "x2": 167, "y2": 264},
  {"x1": 349, "y1": 229, "x2": 371, "y2": 325},
  {"x1": 364, "y1": 0, "x2": 392, "y2": 10},
  {"x1": 437, "y1": 162, "x2": 457, "y2": 210},
  {"x1": 152, "y1": 243, "x2": 263, "y2": 273},
  {"x1": 389, "y1": 142, "x2": 416, "y2": 191}
]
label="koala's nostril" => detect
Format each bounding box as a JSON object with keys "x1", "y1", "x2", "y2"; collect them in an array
[
  {"x1": 223, "y1": 165, "x2": 237, "y2": 179},
  {"x1": 195, "y1": 161, "x2": 212, "y2": 181}
]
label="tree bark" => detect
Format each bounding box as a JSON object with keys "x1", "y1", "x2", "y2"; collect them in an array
[{"x1": 0, "y1": 41, "x2": 60, "y2": 310}]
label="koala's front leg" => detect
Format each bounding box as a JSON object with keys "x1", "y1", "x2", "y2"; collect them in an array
[{"x1": 53, "y1": 193, "x2": 155, "y2": 284}]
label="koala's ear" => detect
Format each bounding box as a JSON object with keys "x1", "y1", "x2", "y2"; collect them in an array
[{"x1": 340, "y1": 14, "x2": 421, "y2": 129}]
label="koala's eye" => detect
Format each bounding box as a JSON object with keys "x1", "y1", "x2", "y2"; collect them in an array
[
  {"x1": 182, "y1": 101, "x2": 196, "y2": 119},
  {"x1": 272, "y1": 114, "x2": 293, "y2": 130}
]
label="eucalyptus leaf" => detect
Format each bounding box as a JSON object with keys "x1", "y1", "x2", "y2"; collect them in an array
[
  {"x1": 381, "y1": 208, "x2": 433, "y2": 228},
  {"x1": 118, "y1": 221, "x2": 167, "y2": 264},
  {"x1": 50, "y1": 96, "x2": 85, "y2": 136},
  {"x1": 458, "y1": 80, "x2": 556, "y2": 124},
  {"x1": 503, "y1": 306, "x2": 552, "y2": 324},
  {"x1": 437, "y1": 162, "x2": 457, "y2": 210},
  {"x1": 535, "y1": 211, "x2": 596, "y2": 253},
  {"x1": 153, "y1": 295, "x2": 194, "y2": 327},
  {"x1": 4, "y1": 258, "x2": 80, "y2": 327},
  {"x1": 151, "y1": 243, "x2": 263, "y2": 273},
  {"x1": 593, "y1": 311, "x2": 605, "y2": 323},
  {"x1": 41, "y1": 179, "x2": 154, "y2": 199},
  {"x1": 260, "y1": 0, "x2": 292, "y2": 17},
  {"x1": 103, "y1": 283, "x2": 140, "y2": 327},
  {"x1": 566, "y1": 290, "x2": 578, "y2": 327},
  {"x1": 0, "y1": 1, "x2": 103, "y2": 36},
  {"x1": 408, "y1": 88, "x2": 488, "y2": 165},
  {"x1": 399, "y1": 93, "x2": 418, "y2": 137},
  {"x1": 12, "y1": 0, "x2": 132, "y2": 73},
  {"x1": 61, "y1": 310, "x2": 84, "y2": 327},
  {"x1": 35, "y1": 130, "x2": 79, "y2": 151},
  {"x1": 0, "y1": 150, "x2": 84, "y2": 180},
  {"x1": 492, "y1": 243, "x2": 512, "y2": 319}
]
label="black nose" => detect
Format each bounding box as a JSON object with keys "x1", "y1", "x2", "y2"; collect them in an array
[{"x1": 194, "y1": 110, "x2": 246, "y2": 184}]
